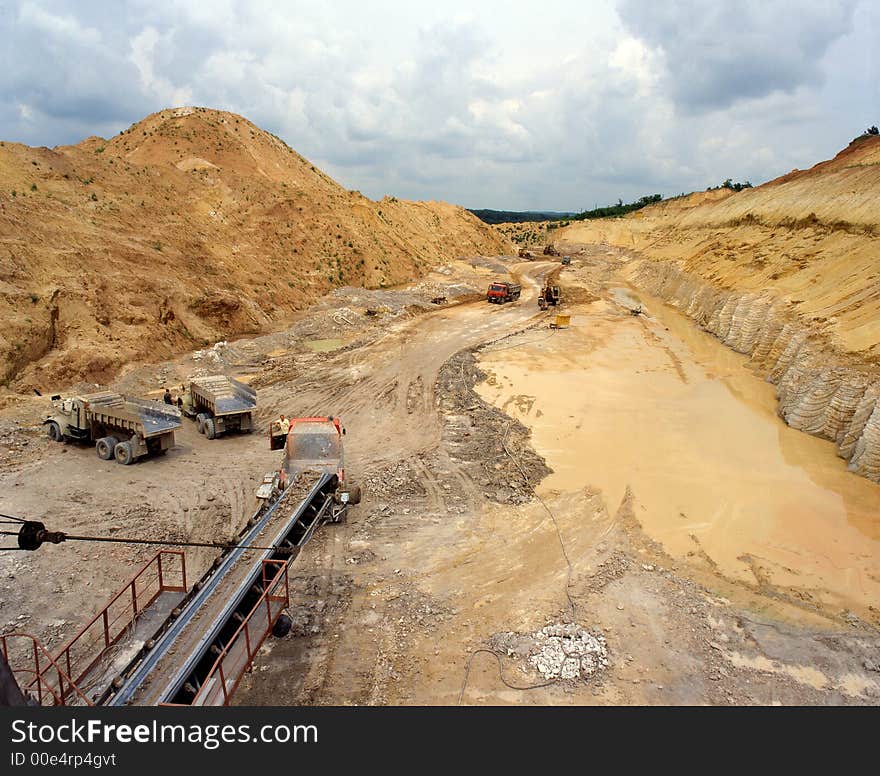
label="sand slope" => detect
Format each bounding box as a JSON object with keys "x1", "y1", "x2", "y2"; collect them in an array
[
  {"x1": 0, "y1": 107, "x2": 509, "y2": 389},
  {"x1": 557, "y1": 135, "x2": 880, "y2": 358}
]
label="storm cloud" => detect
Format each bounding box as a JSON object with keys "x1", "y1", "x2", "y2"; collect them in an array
[{"x1": 1, "y1": 0, "x2": 876, "y2": 210}]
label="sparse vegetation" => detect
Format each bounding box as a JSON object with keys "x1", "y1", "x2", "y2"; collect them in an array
[
  {"x1": 708, "y1": 178, "x2": 753, "y2": 192},
  {"x1": 571, "y1": 194, "x2": 663, "y2": 221},
  {"x1": 852, "y1": 125, "x2": 879, "y2": 143}
]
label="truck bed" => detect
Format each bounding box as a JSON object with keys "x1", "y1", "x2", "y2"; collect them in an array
[
  {"x1": 83, "y1": 393, "x2": 182, "y2": 438},
  {"x1": 190, "y1": 376, "x2": 256, "y2": 416}
]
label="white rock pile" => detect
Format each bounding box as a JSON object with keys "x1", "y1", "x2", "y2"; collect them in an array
[
  {"x1": 192, "y1": 340, "x2": 228, "y2": 363},
  {"x1": 527, "y1": 623, "x2": 609, "y2": 681}
]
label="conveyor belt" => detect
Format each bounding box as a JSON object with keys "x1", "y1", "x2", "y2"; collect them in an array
[{"x1": 105, "y1": 472, "x2": 335, "y2": 706}]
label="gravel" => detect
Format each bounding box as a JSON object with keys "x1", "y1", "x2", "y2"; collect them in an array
[{"x1": 490, "y1": 622, "x2": 610, "y2": 682}]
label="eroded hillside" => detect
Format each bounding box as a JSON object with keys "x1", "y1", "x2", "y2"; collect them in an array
[
  {"x1": 554, "y1": 135, "x2": 880, "y2": 480},
  {"x1": 0, "y1": 107, "x2": 509, "y2": 390}
]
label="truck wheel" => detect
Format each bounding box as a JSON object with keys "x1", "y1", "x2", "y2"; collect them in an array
[
  {"x1": 204, "y1": 418, "x2": 216, "y2": 439},
  {"x1": 196, "y1": 413, "x2": 207, "y2": 434},
  {"x1": 46, "y1": 422, "x2": 62, "y2": 442},
  {"x1": 114, "y1": 441, "x2": 134, "y2": 465},
  {"x1": 272, "y1": 614, "x2": 292, "y2": 638},
  {"x1": 95, "y1": 436, "x2": 119, "y2": 460}
]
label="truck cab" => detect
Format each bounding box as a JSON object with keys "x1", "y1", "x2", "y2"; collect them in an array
[{"x1": 44, "y1": 395, "x2": 90, "y2": 442}]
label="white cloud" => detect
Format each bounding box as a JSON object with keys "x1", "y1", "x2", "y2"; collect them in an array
[
  {"x1": 18, "y1": 2, "x2": 100, "y2": 46},
  {"x1": 129, "y1": 27, "x2": 193, "y2": 107},
  {"x1": 617, "y1": 0, "x2": 858, "y2": 111},
  {"x1": 0, "y1": 0, "x2": 875, "y2": 209},
  {"x1": 609, "y1": 36, "x2": 660, "y2": 97}
]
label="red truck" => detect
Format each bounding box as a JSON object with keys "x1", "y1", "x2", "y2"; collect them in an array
[
  {"x1": 263, "y1": 415, "x2": 361, "y2": 519},
  {"x1": 486, "y1": 281, "x2": 522, "y2": 304}
]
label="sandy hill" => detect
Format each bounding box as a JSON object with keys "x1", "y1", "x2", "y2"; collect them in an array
[
  {"x1": 0, "y1": 107, "x2": 509, "y2": 390},
  {"x1": 556, "y1": 135, "x2": 880, "y2": 359}
]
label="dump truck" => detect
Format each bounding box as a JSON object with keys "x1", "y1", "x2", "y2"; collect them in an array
[
  {"x1": 261, "y1": 415, "x2": 361, "y2": 522},
  {"x1": 518, "y1": 248, "x2": 536, "y2": 260},
  {"x1": 486, "y1": 281, "x2": 521, "y2": 304},
  {"x1": 543, "y1": 244, "x2": 559, "y2": 256},
  {"x1": 180, "y1": 375, "x2": 256, "y2": 439},
  {"x1": 43, "y1": 392, "x2": 181, "y2": 465}
]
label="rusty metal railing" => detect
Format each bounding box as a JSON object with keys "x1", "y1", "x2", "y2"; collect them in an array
[
  {"x1": 1, "y1": 633, "x2": 92, "y2": 706},
  {"x1": 28, "y1": 550, "x2": 187, "y2": 702},
  {"x1": 184, "y1": 559, "x2": 289, "y2": 706}
]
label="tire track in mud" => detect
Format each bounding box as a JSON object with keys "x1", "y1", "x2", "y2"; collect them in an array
[
  {"x1": 405, "y1": 376, "x2": 426, "y2": 415},
  {"x1": 410, "y1": 456, "x2": 446, "y2": 514},
  {"x1": 302, "y1": 535, "x2": 350, "y2": 697}
]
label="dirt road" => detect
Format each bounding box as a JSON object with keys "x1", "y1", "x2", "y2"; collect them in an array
[{"x1": 1, "y1": 253, "x2": 878, "y2": 706}]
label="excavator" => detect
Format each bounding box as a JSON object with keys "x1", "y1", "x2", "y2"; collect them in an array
[{"x1": 538, "y1": 281, "x2": 561, "y2": 310}]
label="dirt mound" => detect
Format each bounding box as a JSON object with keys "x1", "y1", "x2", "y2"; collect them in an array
[{"x1": 0, "y1": 107, "x2": 510, "y2": 391}]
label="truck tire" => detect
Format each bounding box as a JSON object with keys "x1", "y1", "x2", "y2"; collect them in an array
[
  {"x1": 204, "y1": 418, "x2": 216, "y2": 440},
  {"x1": 196, "y1": 413, "x2": 207, "y2": 434},
  {"x1": 96, "y1": 436, "x2": 119, "y2": 460},
  {"x1": 114, "y1": 440, "x2": 135, "y2": 465},
  {"x1": 46, "y1": 422, "x2": 62, "y2": 442},
  {"x1": 272, "y1": 613, "x2": 292, "y2": 638}
]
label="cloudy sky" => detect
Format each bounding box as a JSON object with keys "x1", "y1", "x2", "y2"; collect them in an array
[{"x1": 1, "y1": 0, "x2": 876, "y2": 210}]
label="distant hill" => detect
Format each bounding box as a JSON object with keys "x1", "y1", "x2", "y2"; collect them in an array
[
  {"x1": 0, "y1": 107, "x2": 510, "y2": 389},
  {"x1": 468, "y1": 209, "x2": 577, "y2": 224}
]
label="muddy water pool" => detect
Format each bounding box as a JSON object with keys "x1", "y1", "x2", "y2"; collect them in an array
[{"x1": 477, "y1": 287, "x2": 880, "y2": 616}]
